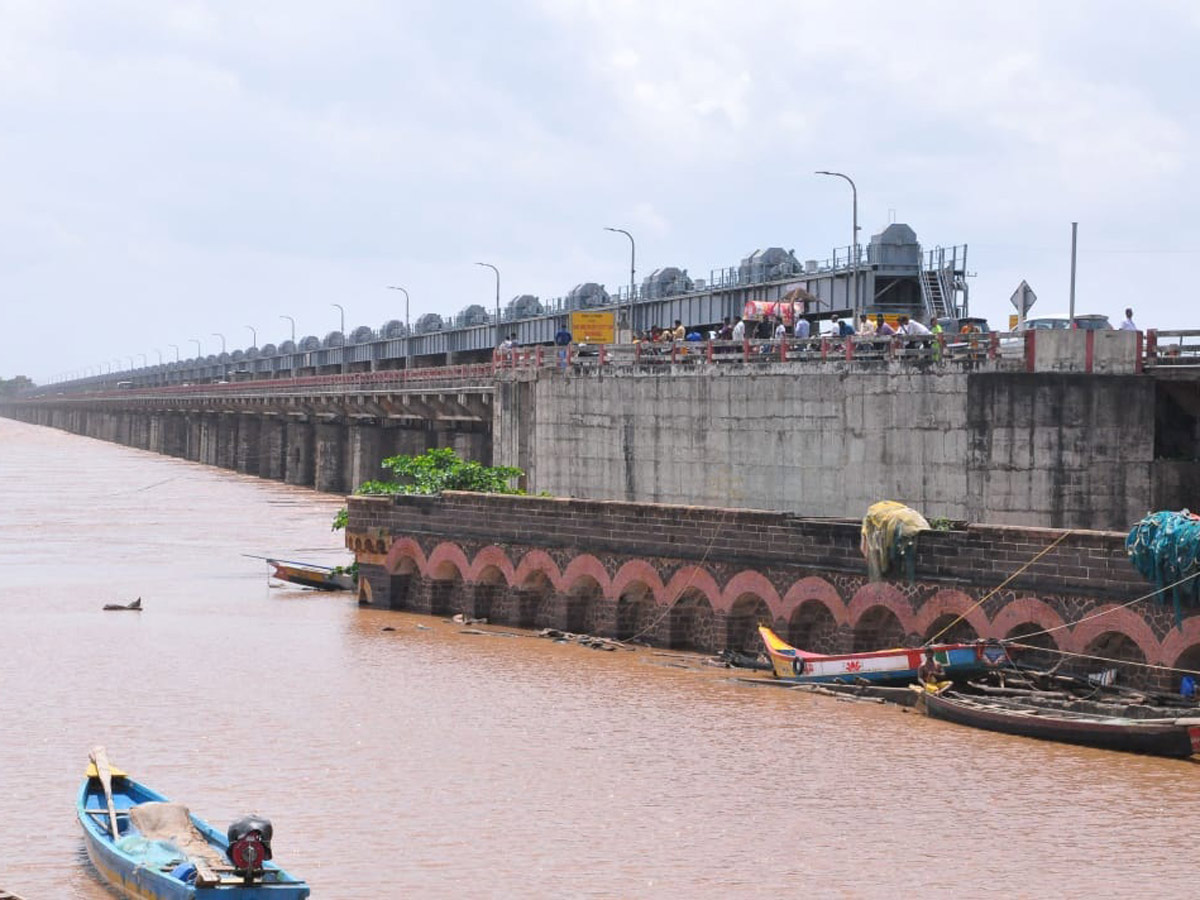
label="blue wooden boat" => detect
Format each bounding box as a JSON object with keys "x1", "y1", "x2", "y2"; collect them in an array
[
  {"x1": 758, "y1": 625, "x2": 1000, "y2": 685},
  {"x1": 78, "y1": 748, "x2": 310, "y2": 899}
]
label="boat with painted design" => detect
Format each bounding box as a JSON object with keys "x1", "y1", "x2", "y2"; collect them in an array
[
  {"x1": 78, "y1": 748, "x2": 309, "y2": 899},
  {"x1": 758, "y1": 625, "x2": 999, "y2": 685},
  {"x1": 266, "y1": 558, "x2": 354, "y2": 591}
]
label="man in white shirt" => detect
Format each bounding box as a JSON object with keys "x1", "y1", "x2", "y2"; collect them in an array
[
  {"x1": 904, "y1": 316, "x2": 931, "y2": 336},
  {"x1": 731, "y1": 316, "x2": 746, "y2": 341},
  {"x1": 1120, "y1": 308, "x2": 1137, "y2": 331}
]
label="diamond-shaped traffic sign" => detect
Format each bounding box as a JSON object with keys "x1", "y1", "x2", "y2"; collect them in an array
[{"x1": 1010, "y1": 280, "x2": 1037, "y2": 314}]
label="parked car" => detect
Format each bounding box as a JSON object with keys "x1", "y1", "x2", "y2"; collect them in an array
[{"x1": 1015, "y1": 313, "x2": 1111, "y2": 331}]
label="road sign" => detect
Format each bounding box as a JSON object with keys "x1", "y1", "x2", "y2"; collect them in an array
[
  {"x1": 1010, "y1": 280, "x2": 1037, "y2": 314},
  {"x1": 570, "y1": 311, "x2": 615, "y2": 344}
]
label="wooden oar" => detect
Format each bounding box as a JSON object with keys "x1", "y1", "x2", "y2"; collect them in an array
[{"x1": 88, "y1": 746, "x2": 121, "y2": 839}]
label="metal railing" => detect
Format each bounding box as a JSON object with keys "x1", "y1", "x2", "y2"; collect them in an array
[{"x1": 1145, "y1": 330, "x2": 1200, "y2": 367}]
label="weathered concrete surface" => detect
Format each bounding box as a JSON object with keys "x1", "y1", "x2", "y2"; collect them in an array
[{"x1": 494, "y1": 366, "x2": 1156, "y2": 531}]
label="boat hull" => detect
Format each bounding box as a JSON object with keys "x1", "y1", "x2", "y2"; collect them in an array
[
  {"x1": 268, "y1": 560, "x2": 353, "y2": 591},
  {"x1": 758, "y1": 625, "x2": 992, "y2": 685},
  {"x1": 78, "y1": 775, "x2": 309, "y2": 899},
  {"x1": 924, "y1": 692, "x2": 1200, "y2": 759}
]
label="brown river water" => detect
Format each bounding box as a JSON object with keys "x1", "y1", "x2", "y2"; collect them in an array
[{"x1": 1, "y1": 418, "x2": 1198, "y2": 899}]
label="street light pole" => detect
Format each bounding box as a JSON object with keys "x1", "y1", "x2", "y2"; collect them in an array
[
  {"x1": 189, "y1": 339, "x2": 202, "y2": 359},
  {"x1": 331, "y1": 303, "x2": 346, "y2": 374},
  {"x1": 475, "y1": 263, "x2": 501, "y2": 347},
  {"x1": 387, "y1": 286, "x2": 411, "y2": 367},
  {"x1": 816, "y1": 170, "x2": 859, "y2": 322},
  {"x1": 280, "y1": 315, "x2": 296, "y2": 344},
  {"x1": 137, "y1": 353, "x2": 147, "y2": 367},
  {"x1": 211, "y1": 332, "x2": 226, "y2": 354},
  {"x1": 169, "y1": 344, "x2": 180, "y2": 362},
  {"x1": 245, "y1": 325, "x2": 257, "y2": 348},
  {"x1": 604, "y1": 226, "x2": 636, "y2": 336},
  {"x1": 154, "y1": 349, "x2": 163, "y2": 365}
]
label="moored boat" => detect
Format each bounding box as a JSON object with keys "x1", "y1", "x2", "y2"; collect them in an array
[
  {"x1": 758, "y1": 625, "x2": 998, "y2": 685},
  {"x1": 267, "y1": 558, "x2": 354, "y2": 591},
  {"x1": 921, "y1": 690, "x2": 1200, "y2": 758},
  {"x1": 78, "y1": 747, "x2": 310, "y2": 899}
]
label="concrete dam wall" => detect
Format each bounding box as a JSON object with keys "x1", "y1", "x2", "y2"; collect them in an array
[{"x1": 494, "y1": 365, "x2": 1173, "y2": 532}]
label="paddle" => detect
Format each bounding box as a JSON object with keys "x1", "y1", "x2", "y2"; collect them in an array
[{"x1": 88, "y1": 746, "x2": 121, "y2": 839}]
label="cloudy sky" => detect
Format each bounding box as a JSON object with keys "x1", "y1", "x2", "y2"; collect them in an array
[{"x1": 2, "y1": 0, "x2": 1196, "y2": 381}]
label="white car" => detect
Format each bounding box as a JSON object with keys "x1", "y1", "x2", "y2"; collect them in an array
[{"x1": 1015, "y1": 313, "x2": 1111, "y2": 331}]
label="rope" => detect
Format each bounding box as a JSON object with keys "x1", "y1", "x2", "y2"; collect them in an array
[
  {"x1": 926, "y1": 529, "x2": 1074, "y2": 644},
  {"x1": 1006, "y1": 640, "x2": 1200, "y2": 679}
]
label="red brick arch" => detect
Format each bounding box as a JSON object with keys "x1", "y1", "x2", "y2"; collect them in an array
[
  {"x1": 989, "y1": 596, "x2": 1068, "y2": 643},
  {"x1": 1160, "y1": 617, "x2": 1200, "y2": 669},
  {"x1": 782, "y1": 576, "x2": 849, "y2": 626},
  {"x1": 561, "y1": 554, "x2": 612, "y2": 597},
  {"x1": 384, "y1": 537, "x2": 427, "y2": 576},
  {"x1": 611, "y1": 560, "x2": 666, "y2": 605},
  {"x1": 913, "y1": 589, "x2": 990, "y2": 641},
  {"x1": 467, "y1": 545, "x2": 515, "y2": 586},
  {"x1": 1067, "y1": 607, "x2": 1162, "y2": 665},
  {"x1": 847, "y1": 582, "x2": 916, "y2": 635},
  {"x1": 662, "y1": 566, "x2": 722, "y2": 611},
  {"x1": 513, "y1": 550, "x2": 563, "y2": 593},
  {"x1": 720, "y1": 570, "x2": 784, "y2": 621},
  {"x1": 425, "y1": 541, "x2": 470, "y2": 581}
]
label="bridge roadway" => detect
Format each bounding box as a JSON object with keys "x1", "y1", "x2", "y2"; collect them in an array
[{"x1": 3, "y1": 329, "x2": 1199, "y2": 524}]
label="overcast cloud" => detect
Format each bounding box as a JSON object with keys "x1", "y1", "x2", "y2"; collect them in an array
[{"x1": 1, "y1": 0, "x2": 1196, "y2": 381}]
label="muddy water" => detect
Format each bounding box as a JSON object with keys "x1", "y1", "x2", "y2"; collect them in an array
[{"x1": 0, "y1": 418, "x2": 1197, "y2": 899}]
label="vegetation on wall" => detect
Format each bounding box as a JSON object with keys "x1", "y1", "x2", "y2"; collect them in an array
[{"x1": 332, "y1": 447, "x2": 524, "y2": 530}]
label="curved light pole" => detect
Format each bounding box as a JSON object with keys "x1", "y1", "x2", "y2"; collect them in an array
[
  {"x1": 280, "y1": 315, "x2": 296, "y2": 344},
  {"x1": 189, "y1": 339, "x2": 202, "y2": 359},
  {"x1": 154, "y1": 349, "x2": 163, "y2": 365},
  {"x1": 475, "y1": 262, "x2": 501, "y2": 346},
  {"x1": 387, "y1": 286, "x2": 411, "y2": 367},
  {"x1": 168, "y1": 343, "x2": 180, "y2": 362},
  {"x1": 331, "y1": 303, "x2": 346, "y2": 373},
  {"x1": 211, "y1": 332, "x2": 226, "y2": 354},
  {"x1": 816, "y1": 170, "x2": 859, "y2": 322},
  {"x1": 604, "y1": 226, "x2": 636, "y2": 335},
  {"x1": 137, "y1": 352, "x2": 148, "y2": 368},
  {"x1": 127, "y1": 356, "x2": 135, "y2": 371},
  {"x1": 245, "y1": 325, "x2": 257, "y2": 348}
]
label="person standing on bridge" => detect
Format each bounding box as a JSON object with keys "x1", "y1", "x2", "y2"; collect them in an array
[
  {"x1": 1120, "y1": 308, "x2": 1137, "y2": 331},
  {"x1": 731, "y1": 316, "x2": 746, "y2": 342}
]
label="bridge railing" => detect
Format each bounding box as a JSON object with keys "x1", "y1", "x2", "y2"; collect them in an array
[
  {"x1": 492, "y1": 332, "x2": 1014, "y2": 372},
  {"x1": 1145, "y1": 330, "x2": 1200, "y2": 367}
]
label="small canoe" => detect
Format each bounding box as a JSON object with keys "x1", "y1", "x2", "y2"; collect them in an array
[
  {"x1": 922, "y1": 690, "x2": 1200, "y2": 759},
  {"x1": 758, "y1": 625, "x2": 996, "y2": 685},
  {"x1": 78, "y1": 749, "x2": 310, "y2": 899},
  {"x1": 266, "y1": 558, "x2": 354, "y2": 591}
]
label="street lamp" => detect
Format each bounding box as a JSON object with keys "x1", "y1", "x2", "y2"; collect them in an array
[
  {"x1": 127, "y1": 356, "x2": 135, "y2": 370},
  {"x1": 280, "y1": 315, "x2": 295, "y2": 344},
  {"x1": 211, "y1": 332, "x2": 226, "y2": 354},
  {"x1": 112, "y1": 358, "x2": 122, "y2": 372},
  {"x1": 137, "y1": 352, "x2": 147, "y2": 367},
  {"x1": 331, "y1": 303, "x2": 345, "y2": 334},
  {"x1": 604, "y1": 226, "x2": 636, "y2": 335},
  {"x1": 168, "y1": 344, "x2": 180, "y2": 362},
  {"x1": 154, "y1": 349, "x2": 163, "y2": 365},
  {"x1": 245, "y1": 325, "x2": 257, "y2": 348},
  {"x1": 387, "y1": 286, "x2": 411, "y2": 366},
  {"x1": 816, "y1": 170, "x2": 860, "y2": 322},
  {"x1": 190, "y1": 339, "x2": 202, "y2": 359},
  {"x1": 475, "y1": 262, "x2": 501, "y2": 347}
]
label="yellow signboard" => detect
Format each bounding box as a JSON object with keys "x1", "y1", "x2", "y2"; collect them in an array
[
  {"x1": 570, "y1": 311, "x2": 615, "y2": 344},
  {"x1": 1009, "y1": 314, "x2": 1019, "y2": 330}
]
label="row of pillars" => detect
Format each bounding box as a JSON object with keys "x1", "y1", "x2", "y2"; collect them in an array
[{"x1": 18, "y1": 407, "x2": 489, "y2": 494}]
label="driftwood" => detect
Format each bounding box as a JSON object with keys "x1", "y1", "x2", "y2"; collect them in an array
[
  {"x1": 537, "y1": 628, "x2": 631, "y2": 652},
  {"x1": 103, "y1": 597, "x2": 142, "y2": 612}
]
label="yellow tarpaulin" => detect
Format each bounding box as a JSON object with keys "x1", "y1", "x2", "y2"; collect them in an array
[{"x1": 861, "y1": 501, "x2": 930, "y2": 582}]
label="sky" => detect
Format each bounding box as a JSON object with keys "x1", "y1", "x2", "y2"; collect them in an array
[{"x1": 1, "y1": 0, "x2": 1197, "y2": 382}]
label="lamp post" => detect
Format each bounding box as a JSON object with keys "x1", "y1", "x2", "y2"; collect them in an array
[
  {"x1": 169, "y1": 344, "x2": 180, "y2": 362},
  {"x1": 189, "y1": 339, "x2": 202, "y2": 359},
  {"x1": 127, "y1": 356, "x2": 135, "y2": 371},
  {"x1": 475, "y1": 262, "x2": 501, "y2": 347},
  {"x1": 331, "y1": 303, "x2": 346, "y2": 374},
  {"x1": 211, "y1": 332, "x2": 226, "y2": 354},
  {"x1": 280, "y1": 315, "x2": 295, "y2": 344},
  {"x1": 245, "y1": 325, "x2": 257, "y2": 348},
  {"x1": 604, "y1": 226, "x2": 636, "y2": 335},
  {"x1": 112, "y1": 358, "x2": 122, "y2": 372},
  {"x1": 137, "y1": 353, "x2": 147, "y2": 367},
  {"x1": 387, "y1": 285, "x2": 411, "y2": 367},
  {"x1": 154, "y1": 349, "x2": 163, "y2": 365},
  {"x1": 816, "y1": 170, "x2": 859, "y2": 322}
]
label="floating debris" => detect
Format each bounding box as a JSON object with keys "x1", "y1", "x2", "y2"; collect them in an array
[
  {"x1": 537, "y1": 628, "x2": 629, "y2": 651},
  {"x1": 103, "y1": 597, "x2": 142, "y2": 612}
]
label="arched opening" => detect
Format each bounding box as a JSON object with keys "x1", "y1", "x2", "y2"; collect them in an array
[
  {"x1": 1172, "y1": 644, "x2": 1200, "y2": 697},
  {"x1": 616, "y1": 582, "x2": 656, "y2": 642},
  {"x1": 924, "y1": 614, "x2": 979, "y2": 646},
  {"x1": 387, "y1": 555, "x2": 420, "y2": 610},
  {"x1": 564, "y1": 576, "x2": 603, "y2": 634},
  {"x1": 515, "y1": 571, "x2": 553, "y2": 630},
  {"x1": 788, "y1": 600, "x2": 839, "y2": 654},
  {"x1": 852, "y1": 605, "x2": 906, "y2": 653},
  {"x1": 1004, "y1": 622, "x2": 1060, "y2": 671},
  {"x1": 669, "y1": 589, "x2": 715, "y2": 652},
  {"x1": 472, "y1": 565, "x2": 507, "y2": 621},
  {"x1": 428, "y1": 561, "x2": 463, "y2": 617},
  {"x1": 1080, "y1": 631, "x2": 1149, "y2": 689},
  {"x1": 727, "y1": 593, "x2": 772, "y2": 653}
]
